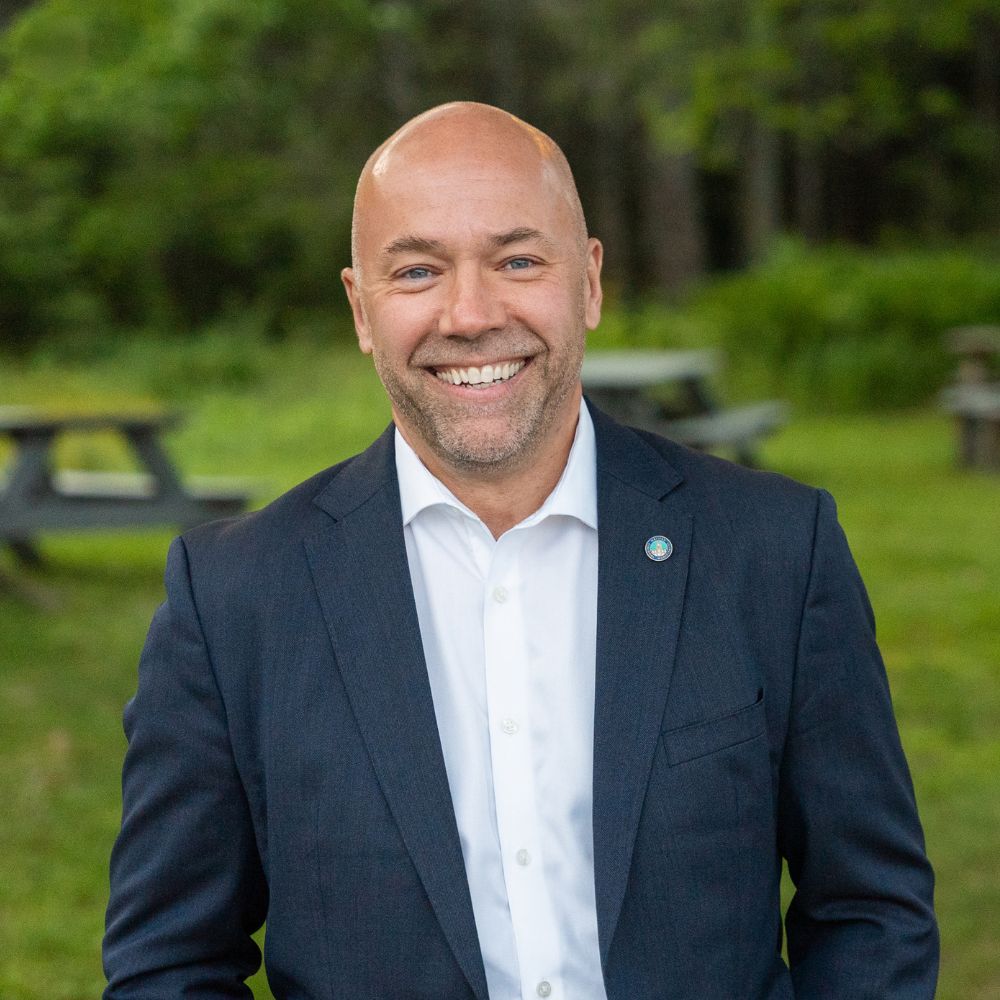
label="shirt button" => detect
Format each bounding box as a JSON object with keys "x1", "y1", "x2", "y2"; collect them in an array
[
  {"x1": 536, "y1": 982, "x2": 552, "y2": 998},
  {"x1": 501, "y1": 718, "x2": 519, "y2": 735},
  {"x1": 492, "y1": 585, "x2": 508, "y2": 604},
  {"x1": 516, "y1": 848, "x2": 531, "y2": 866}
]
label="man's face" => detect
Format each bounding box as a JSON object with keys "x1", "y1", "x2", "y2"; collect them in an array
[{"x1": 342, "y1": 130, "x2": 602, "y2": 478}]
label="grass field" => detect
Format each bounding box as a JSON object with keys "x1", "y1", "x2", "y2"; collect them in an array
[{"x1": 1, "y1": 340, "x2": 998, "y2": 998}]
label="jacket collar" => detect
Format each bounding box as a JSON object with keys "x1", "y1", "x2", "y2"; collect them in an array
[{"x1": 311, "y1": 398, "x2": 684, "y2": 524}]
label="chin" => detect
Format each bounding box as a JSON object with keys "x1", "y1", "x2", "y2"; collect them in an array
[{"x1": 431, "y1": 427, "x2": 535, "y2": 472}]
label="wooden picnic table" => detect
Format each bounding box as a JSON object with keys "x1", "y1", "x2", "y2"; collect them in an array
[
  {"x1": 0, "y1": 407, "x2": 249, "y2": 564},
  {"x1": 941, "y1": 325, "x2": 1000, "y2": 471},
  {"x1": 581, "y1": 349, "x2": 787, "y2": 466}
]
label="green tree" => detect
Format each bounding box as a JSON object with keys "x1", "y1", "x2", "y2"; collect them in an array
[{"x1": 0, "y1": 0, "x2": 380, "y2": 347}]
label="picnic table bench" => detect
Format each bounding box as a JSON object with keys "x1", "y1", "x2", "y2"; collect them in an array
[
  {"x1": 582, "y1": 349, "x2": 787, "y2": 466},
  {"x1": 0, "y1": 407, "x2": 249, "y2": 564}
]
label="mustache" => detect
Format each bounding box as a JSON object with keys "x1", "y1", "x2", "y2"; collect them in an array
[{"x1": 410, "y1": 328, "x2": 544, "y2": 368}]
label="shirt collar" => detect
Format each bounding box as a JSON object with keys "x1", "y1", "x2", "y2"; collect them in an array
[{"x1": 395, "y1": 396, "x2": 598, "y2": 531}]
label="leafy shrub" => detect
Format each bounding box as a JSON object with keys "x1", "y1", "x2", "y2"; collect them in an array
[
  {"x1": 694, "y1": 242, "x2": 1000, "y2": 410},
  {"x1": 591, "y1": 243, "x2": 1000, "y2": 412}
]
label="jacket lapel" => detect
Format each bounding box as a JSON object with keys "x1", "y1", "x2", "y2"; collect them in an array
[
  {"x1": 589, "y1": 404, "x2": 691, "y2": 966},
  {"x1": 305, "y1": 428, "x2": 489, "y2": 1000}
]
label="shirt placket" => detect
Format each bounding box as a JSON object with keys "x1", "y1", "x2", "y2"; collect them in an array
[{"x1": 482, "y1": 527, "x2": 564, "y2": 1000}]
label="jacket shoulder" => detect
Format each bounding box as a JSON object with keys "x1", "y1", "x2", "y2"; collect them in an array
[
  {"x1": 182, "y1": 459, "x2": 345, "y2": 557},
  {"x1": 614, "y1": 419, "x2": 825, "y2": 538},
  {"x1": 180, "y1": 422, "x2": 395, "y2": 562}
]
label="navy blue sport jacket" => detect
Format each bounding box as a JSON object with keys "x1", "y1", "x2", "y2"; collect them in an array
[{"x1": 104, "y1": 402, "x2": 939, "y2": 998}]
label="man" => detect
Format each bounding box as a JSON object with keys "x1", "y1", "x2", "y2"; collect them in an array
[{"x1": 105, "y1": 103, "x2": 938, "y2": 999}]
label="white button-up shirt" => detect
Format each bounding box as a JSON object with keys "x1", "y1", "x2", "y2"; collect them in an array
[{"x1": 396, "y1": 399, "x2": 607, "y2": 1000}]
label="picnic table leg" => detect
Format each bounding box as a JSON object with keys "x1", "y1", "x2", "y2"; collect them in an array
[
  {"x1": 6, "y1": 539, "x2": 43, "y2": 566},
  {"x1": 956, "y1": 415, "x2": 978, "y2": 468},
  {"x1": 677, "y1": 376, "x2": 760, "y2": 467},
  {"x1": 978, "y1": 416, "x2": 1000, "y2": 470},
  {"x1": 1, "y1": 432, "x2": 54, "y2": 566},
  {"x1": 3, "y1": 431, "x2": 56, "y2": 496},
  {"x1": 0, "y1": 555, "x2": 60, "y2": 609},
  {"x1": 677, "y1": 375, "x2": 718, "y2": 415},
  {"x1": 125, "y1": 428, "x2": 188, "y2": 498}
]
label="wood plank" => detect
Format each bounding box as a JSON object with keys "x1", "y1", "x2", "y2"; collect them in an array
[
  {"x1": 581, "y1": 349, "x2": 718, "y2": 389},
  {"x1": 940, "y1": 384, "x2": 1000, "y2": 418},
  {"x1": 0, "y1": 407, "x2": 178, "y2": 434},
  {"x1": 52, "y1": 470, "x2": 251, "y2": 502},
  {"x1": 1, "y1": 494, "x2": 246, "y2": 534},
  {"x1": 660, "y1": 401, "x2": 789, "y2": 447}
]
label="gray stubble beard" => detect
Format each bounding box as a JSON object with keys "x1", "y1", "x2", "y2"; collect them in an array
[{"x1": 374, "y1": 333, "x2": 584, "y2": 478}]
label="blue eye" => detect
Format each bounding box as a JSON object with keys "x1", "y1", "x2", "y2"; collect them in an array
[
  {"x1": 400, "y1": 266, "x2": 433, "y2": 280},
  {"x1": 505, "y1": 257, "x2": 534, "y2": 270}
]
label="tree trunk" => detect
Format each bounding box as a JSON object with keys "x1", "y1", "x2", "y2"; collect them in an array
[
  {"x1": 972, "y1": 13, "x2": 1000, "y2": 229},
  {"x1": 972, "y1": 14, "x2": 1000, "y2": 127},
  {"x1": 741, "y1": 1, "x2": 781, "y2": 262},
  {"x1": 791, "y1": 0, "x2": 827, "y2": 242},
  {"x1": 587, "y1": 120, "x2": 629, "y2": 292},
  {"x1": 794, "y1": 134, "x2": 824, "y2": 241},
  {"x1": 742, "y1": 117, "x2": 781, "y2": 263},
  {"x1": 642, "y1": 138, "x2": 705, "y2": 296},
  {"x1": 484, "y1": 1, "x2": 522, "y2": 113},
  {"x1": 377, "y1": 2, "x2": 418, "y2": 122}
]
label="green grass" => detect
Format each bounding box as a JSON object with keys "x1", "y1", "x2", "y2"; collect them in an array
[{"x1": 2, "y1": 341, "x2": 998, "y2": 998}]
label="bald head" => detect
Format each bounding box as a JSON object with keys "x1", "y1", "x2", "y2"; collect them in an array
[{"x1": 350, "y1": 102, "x2": 587, "y2": 278}]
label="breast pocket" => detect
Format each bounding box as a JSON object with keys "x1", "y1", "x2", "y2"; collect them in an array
[
  {"x1": 661, "y1": 688, "x2": 766, "y2": 765},
  {"x1": 649, "y1": 690, "x2": 770, "y2": 837}
]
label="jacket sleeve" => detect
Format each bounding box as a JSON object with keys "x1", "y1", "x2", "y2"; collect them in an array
[
  {"x1": 777, "y1": 490, "x2": 939, "y2": 997},
  {"x1": 104, "y1": 536, "x2": 268, "y2": 998}
]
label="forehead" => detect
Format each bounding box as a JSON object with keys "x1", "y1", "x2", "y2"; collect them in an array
[{"x1": 358, "y1": 142, "x2": 575, "y2": 256}]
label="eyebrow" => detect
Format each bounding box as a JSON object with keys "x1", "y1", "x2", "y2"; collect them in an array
[
  {"x1": 380, "y1": 235, "x2": 447, "y2": 258},
  {"x1": 487, "y1": 227, "x2": 553, "y2": 252},
  {"x1": 379, "y1": 227, "x2": 555, "y2": 259}
]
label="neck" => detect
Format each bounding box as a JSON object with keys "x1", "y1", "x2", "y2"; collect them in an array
[
  {"x1": 442, "y1": 451, "x2": 571, "y2": 538},
  {"x1": 403, "y1": 399, "x2": 581, "y2": 539}
]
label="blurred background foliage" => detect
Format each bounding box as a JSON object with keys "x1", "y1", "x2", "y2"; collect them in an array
[{"x1": 1, "y1": 0, "x2": 999, "y2": 408}]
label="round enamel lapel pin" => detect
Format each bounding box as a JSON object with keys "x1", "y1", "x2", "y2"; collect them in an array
[{"x1": 645, "y1": 535, "x2": 673, "y2": 562}]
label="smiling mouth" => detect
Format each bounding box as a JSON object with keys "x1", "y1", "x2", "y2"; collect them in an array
[{"x1": 431, "y1": 359, "x2": 527, "y2": 387}]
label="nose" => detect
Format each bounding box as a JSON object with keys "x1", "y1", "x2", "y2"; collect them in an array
[{"x1": 438, "y1": 263, "x2": 508, "y2": 337}]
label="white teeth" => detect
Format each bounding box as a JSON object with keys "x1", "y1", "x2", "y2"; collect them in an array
[{"x1": 434, "y1": 360, "x2": 525, "y2": 387}]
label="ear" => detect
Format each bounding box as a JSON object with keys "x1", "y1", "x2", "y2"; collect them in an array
[
  {"x1": 341, "y1": 267, "x2": 372, "y2": 354},
  {"x1": 583, "y1": 238, "x2": 603, "y2": 331}
]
